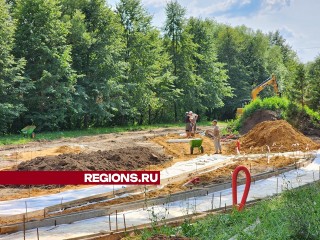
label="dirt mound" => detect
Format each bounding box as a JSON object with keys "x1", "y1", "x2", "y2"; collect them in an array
[
  {"x1": 225, "y1": 120, "x2": 319, "y2": 154},
  {"x1": 54, "y1": 145, "x2": 83, "y2": 154},
  {"x1": 240, "y1": 109, "x2": 279, "y2": 134},
  {"x1": 16, "y1": 146, "x2": 170, "y2": 171}
]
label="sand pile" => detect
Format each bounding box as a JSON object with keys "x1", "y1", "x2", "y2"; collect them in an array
[
  {"x1": 16, "y1": 146, "x2": 170, "y2": 171},
  {"x1": 54, "y1": 146, "x2": 83, "y2": 154},
  {"x1": 226, "y1": 120, "x2": 319, "y2": 154}
]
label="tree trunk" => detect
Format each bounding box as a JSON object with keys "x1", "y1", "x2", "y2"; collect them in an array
[
  {"x1": 84, "y1": 114, "x2": 90, "y2": 129},
  {"x1": 148, "y1": 105, "x2": 151, "y2": 125},
  {"x1": 174, "y1": 101, "x2": 177, "y2": 122}
]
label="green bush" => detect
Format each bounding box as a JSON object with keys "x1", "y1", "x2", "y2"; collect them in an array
[
  {"x1": 230, "y1": 96, "x2": 319, "y2": 133},
  {"x1": 304, "y1": 105, "x2": 320, "y2": 128},
  {"x1": 231, "y1": 97, "x2": 289, "y2": 131},
  {"x1": 285, "y1": 103, "x2": 320, "y2": 132}
]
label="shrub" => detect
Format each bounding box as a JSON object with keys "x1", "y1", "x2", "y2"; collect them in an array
[
  {"x1": 231, "y1": 97, "x2": 289, "y2": 131},
  {"x1": 229, "y1": 96, "x2": 319, "y2": 134},
  {"x1": 286, "y1": 103, "x2": 320, "y2": 132}
]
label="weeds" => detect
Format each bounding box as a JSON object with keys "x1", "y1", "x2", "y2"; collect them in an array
[{"x1": 135, "y1": 182, "x2": 320, "y2": 239}]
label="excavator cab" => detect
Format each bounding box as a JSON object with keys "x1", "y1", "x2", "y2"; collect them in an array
[{"x1": 236, "y1": 99, "x2": 251, "y2": 117}]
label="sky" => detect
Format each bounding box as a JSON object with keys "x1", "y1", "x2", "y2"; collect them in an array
[{"x1": 108, "y1": 0, "x2": 320, "y2": 63}]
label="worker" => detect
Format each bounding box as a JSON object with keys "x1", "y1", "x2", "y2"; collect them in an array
[
  {"x1": 188, "y1": 111, "x2": 198, "y2": 137},
  {"x1": 185, "y1": 112, "x2": 192, "y2": 138},
  {"x1": 212, "y1": 120, "x2": 222, "y2": 154}
]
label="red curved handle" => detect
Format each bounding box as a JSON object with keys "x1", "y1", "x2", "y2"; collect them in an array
[
  {"x1": 236, "y1": 140, "x2": 240, "y2": 151},
  {"x1": 232, "y1": 165, "x2": 251, "y2": 211}
]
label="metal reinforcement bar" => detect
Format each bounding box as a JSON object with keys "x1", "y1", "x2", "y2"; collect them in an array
[
  {"x1": 0, "y1": 180, "x2": 238, "y2": 234},
  {"x1": 0, "y1": 184, "x2": 153, "y2": 224},
  {"x1": 0, "y1": 181, "x2": 232, "y2": 234},
  {"x1": 46, "y1": 154, "x2": 312, "y2": 215},
  {"x1": 65, "y1": 199, "x2": 263, "y2": 240},
  {"x1": 0, "y1": 208, "x2": 110, "y2": 234},
  {"x1": 0, "y1": 156, "x2": 314, "y2": 235},
  {"x1": 66, "y1": 167, "x2": 320, "y2": 240},
  {"x1": 45, "y1": 185, "x2": 150, "y2": 213},
  {"x1": 45, "y1": 158, "x2": 232, "y2": 214},
  {"x1": 0, "y1": 158, "x2": 234, "y2": 225}
]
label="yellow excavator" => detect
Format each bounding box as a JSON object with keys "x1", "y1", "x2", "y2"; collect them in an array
[{"x1": 236, "y1": 74, "x2": 279, "y2": 117}]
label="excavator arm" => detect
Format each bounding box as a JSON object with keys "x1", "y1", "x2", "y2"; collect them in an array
[
  {"x1": 251, "y1": 74, "x2": 279, "y2": 100},
  {"x1": 236, "y1": 74, "x2": 279, "y2": 117}
]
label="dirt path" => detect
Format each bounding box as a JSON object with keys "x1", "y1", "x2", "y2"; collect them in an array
[
  {"x1": 0, "y1": 126, "x2": 213, "y2": 200},
  {"x1": 0, "y1": 120, "x2": 319, "y2": 227},
  {"x1": 0, "y1": 127, "x2": 210, "y2": 170},
  {"x1": 0, "y1": 121, "x2": 318, "y2": 203},
  {"x1": 0, "y1": 153, "x2": 309, "y2": 226}
]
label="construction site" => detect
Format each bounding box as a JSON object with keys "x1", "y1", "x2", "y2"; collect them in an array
[{"x1": 0, "y1": 110, "x2": 319, "y2": 240}]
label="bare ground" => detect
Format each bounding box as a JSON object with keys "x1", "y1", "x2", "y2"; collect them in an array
[
  {"x1": 0, "y1": 123, "x2": 318, "y2": 202},
  {"x1": 0, "y1": 127, "x2": 212, "y2": 200}
]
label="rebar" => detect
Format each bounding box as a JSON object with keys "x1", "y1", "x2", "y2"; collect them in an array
[{"x1": 123, "y1": 214, "x2": 126, "y2": 232}]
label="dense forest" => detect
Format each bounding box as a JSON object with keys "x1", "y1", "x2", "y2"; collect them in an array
[{"x1": 1, "y1": 0, "x2": 319, "y2": 134}]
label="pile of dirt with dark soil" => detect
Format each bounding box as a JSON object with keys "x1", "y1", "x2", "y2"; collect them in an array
[
  {"x1": 16, "y1": 146, "x2": 171, "y2": 171},
  {"x1": 240, "y1": 109, "x2": 279, "y2": 134},
  {"x1": 225, "y1": 120, "x2": 319, "y2": 154}
]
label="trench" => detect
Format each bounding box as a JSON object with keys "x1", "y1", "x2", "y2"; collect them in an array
[{"x1": 0, "y1": 151, "x2": 318, "y2": 240}]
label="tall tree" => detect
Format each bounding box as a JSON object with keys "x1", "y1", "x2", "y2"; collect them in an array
[
  {"x1": 215, "y1": 25, "x2": 250, "y2": 118},
  {"x1": 61, "y1": 0, "x2": 125, "y2": 128},
  {"x1": 241, "y1": 28, "x2": 269, "y2": 86},
  {"x1": 187, "y1": 18, "x2": 233, "y2": 119},
  {"x1": 269, "y1": 30, "x2": 295, "y2": 66},
  {"x1": 0, "y1": 0, "x2": 29, "y2": 134},
  {"x1": 164, "y1": 0, "x2": 198, "y2": 121},
  {"x1": 164, "y1": 0, "x2": 185, "y2": 77},
  {"x1": 13, "y1": 0, "x2": 77, "y2": 131},
  {"x1": 306, "y1": 57, "x2": 320, "y2": 111},
  {"x1": 116, "y1": 0, "x2": 174, "y2": 124},
  {"x1": 287, "y1": 63, "x2": 308, "y2": 106},
  {"x1": 267, "y1": 30, "x2": 298, "y2": 96}
]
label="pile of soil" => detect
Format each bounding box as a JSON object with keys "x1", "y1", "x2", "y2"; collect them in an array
[
  {"x1": 16, "y1": 146, "x2": 170, "y2": 171},
  {"x1": 240, "y1": 109, "x2": 279, "y2": 134},
  {"x1": 225, "y1": 120, "x2": 319, "y2": 154}
]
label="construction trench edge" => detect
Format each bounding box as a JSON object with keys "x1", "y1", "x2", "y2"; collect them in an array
[{"x1": 0, "y1": 155, "x2": 314, "y2": 236}]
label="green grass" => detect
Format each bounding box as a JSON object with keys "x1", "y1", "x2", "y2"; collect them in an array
[
  {"x1": 0, "y1": 121, "x2": 226, "y2": 146},
  {"x1": 138, "y1": 181, "x2": 320, "y2": 239},
  {"x1": 203, "y1": 121, "x2": 228, "y2": 127}
]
